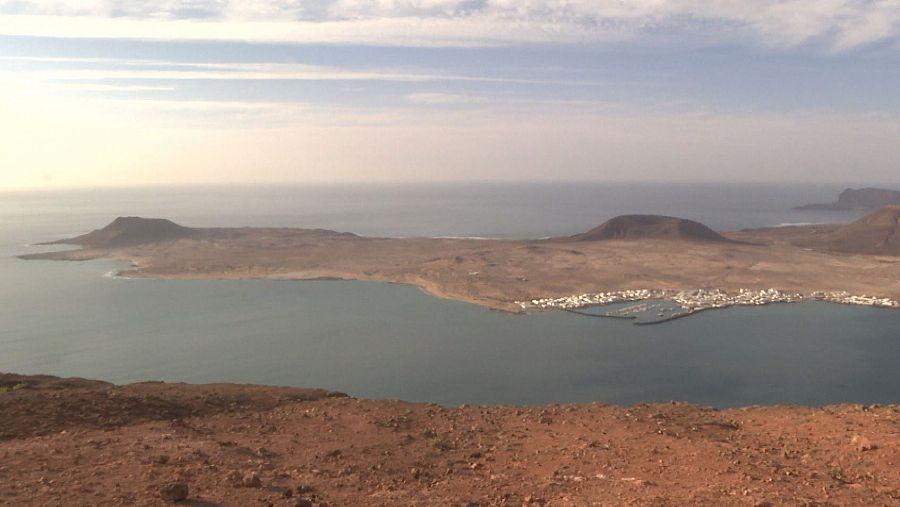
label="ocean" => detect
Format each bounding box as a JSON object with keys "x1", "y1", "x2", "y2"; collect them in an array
[{"x1": 1, "y1": 182, "x2": 897, "y2": 407}]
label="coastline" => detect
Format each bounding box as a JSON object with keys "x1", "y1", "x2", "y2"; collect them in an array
[
  {"x1": 89, "y1": 264, "x2": 900, "y2": 320},
  {"x1": 20, "y1": 229, "x2": 900, "y2": 322},
  {"x1": 19, "y1": 213, "x2": 900, "y2": 320},
  {"x1": 87, "y1": 257, "x2": 900, "y2": 320}
]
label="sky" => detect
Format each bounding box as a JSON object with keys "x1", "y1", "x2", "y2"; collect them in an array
[{"x1": 1, "y1": 1, "x2": 899, "y2": 189}]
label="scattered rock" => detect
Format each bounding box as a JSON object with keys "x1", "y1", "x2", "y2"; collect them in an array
[
  {"x1": 159, "y1": 481, "x2": 189, "y2": 502},
  {"x1": 241, "y1": 472, "x2": 262, "y2": 488},
  {"x1": 523, "y1": 495, "x2": 545, "y2": 506},
  {"x1": 224, "y1": 470, "x2": 242, "y2": 485},
  {"x1": 3, "y1": 373, "x2": 900, "y2": 506},
  {"x1": 851, "y1": 435, "x2": 878, "y2": 452}
]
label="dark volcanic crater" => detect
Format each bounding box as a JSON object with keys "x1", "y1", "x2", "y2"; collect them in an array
[
  {"x1": 571, "y1": 214, "x2": 735, "y2": 243},
  {"x1": 49, "y1": 217, "x2": 198, "y2": 248}
]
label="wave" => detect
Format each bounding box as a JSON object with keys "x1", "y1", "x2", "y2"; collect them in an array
[
  {"x1": 432, "y1": 236, "x2": 495, "y2": 240},
  {"x1": 103, "y1": 270, "x2": 138, "y2": 280},
  {"x1": 773, "y1": 222, "x2": 822, "y2": 227}
]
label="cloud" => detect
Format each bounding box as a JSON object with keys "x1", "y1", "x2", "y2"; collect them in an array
[
  {"x1": 5, "y1": 98, "x2": 900, "y2": 188},
  {"x1": 0, "y1": 12, "x2": 608, "y2": 47},
  {"x1": 0, "y1": 56, "x2": 623, "y2": 90},
  {"x1": 406, "y1": 92, "x2": 488, "y2": 105},
  {"x1": 46, "y1": 83, "x2": 176, "y2": 92},
  {"x1": 405, "y1": 92, "x2": 625, "y2": 115},
  {"x1": 3, "y1": 52, "x2": 900, "y2": 189},
  {"x1": 1, "y1": 1, "x2": 899, "y2": 50}
]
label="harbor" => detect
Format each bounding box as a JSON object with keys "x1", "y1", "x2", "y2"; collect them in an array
[{"x1": 517, "y1": 288, "x2": 900, "y2": 324}]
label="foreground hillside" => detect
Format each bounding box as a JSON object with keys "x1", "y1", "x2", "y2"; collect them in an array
[{"x1": 1, "y1": 374, "x2": 898, "y2": 506}]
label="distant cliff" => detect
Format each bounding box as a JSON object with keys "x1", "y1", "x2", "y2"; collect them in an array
[
  {"x1": 571, "y1": 215, "x2": 734, "y2": 243},
  {"x1": 795, "y1": 188, "x2": 900, "y2": 211},
  {"x1": 804, "y1": 205, "x2": 900, "y2": 255}
]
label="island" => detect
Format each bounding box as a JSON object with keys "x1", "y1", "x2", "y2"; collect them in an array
[{"x1": 21, "y1": 209, "x2": 900, "y2": 319}]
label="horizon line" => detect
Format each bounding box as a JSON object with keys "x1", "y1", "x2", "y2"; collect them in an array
[{"x1": 2, "y1": 179, "x2": 895, "y2": 194}]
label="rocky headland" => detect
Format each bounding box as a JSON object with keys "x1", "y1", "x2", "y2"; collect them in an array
[
  {"x1": 794, "y1": 187, "x2": 900, "y2": 211},
  {"x1": 734, "y1": 205, "x2": 900, "y2": 256}
]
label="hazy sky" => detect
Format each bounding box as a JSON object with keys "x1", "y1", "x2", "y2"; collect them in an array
[{"x1": 1, "y1": 1, "x2": 900, "y2": 189}]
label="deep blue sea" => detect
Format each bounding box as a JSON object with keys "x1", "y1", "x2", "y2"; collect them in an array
[{"x1": 2, "y1": 182, "x2": 898, "y2": 407}]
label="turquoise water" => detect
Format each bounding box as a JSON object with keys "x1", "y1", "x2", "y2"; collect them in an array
[{"x1": 1, "y1": 183, "x2": 898, "y2": 406}]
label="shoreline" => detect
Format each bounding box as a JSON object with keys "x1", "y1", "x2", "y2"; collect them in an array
[
  {"x1": 54, "y1": 258, "x2": 900, "y2": 321},
  {"x1": 20, "y1": 216, "x2": 900, "y2": 320},
  {"x1": 106, "y1": 265, "x2": 900, "y2": 313}
]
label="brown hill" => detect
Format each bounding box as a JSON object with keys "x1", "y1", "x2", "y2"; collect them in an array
[
  {"x1": 572, "y1": 214, "x2": 733, "y2": 243},
  {"x1": 808, "y1": 205, "x2": 900, "y2": 254},
  {"x1": 2, "y1": 373, "x2": 899, "y2": 506},
  {"x1": 54, "y1": 217, "x2": 196, "y2": 248},
  {"x1": 795, "y1": 187, "x2": 900, "y2": 210}
]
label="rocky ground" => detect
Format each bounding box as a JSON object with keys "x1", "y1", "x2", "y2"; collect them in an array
[{"x1": 1, "y1": 373, "x2": 898, "y2": 506}]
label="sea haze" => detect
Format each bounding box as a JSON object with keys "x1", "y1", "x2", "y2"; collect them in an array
[
  {"x1": 0, "y1": 181, "x2": 868, "y2": 239},
  {"x1": 1, "y1": 182, "x2": 896, "y2": 407}
]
